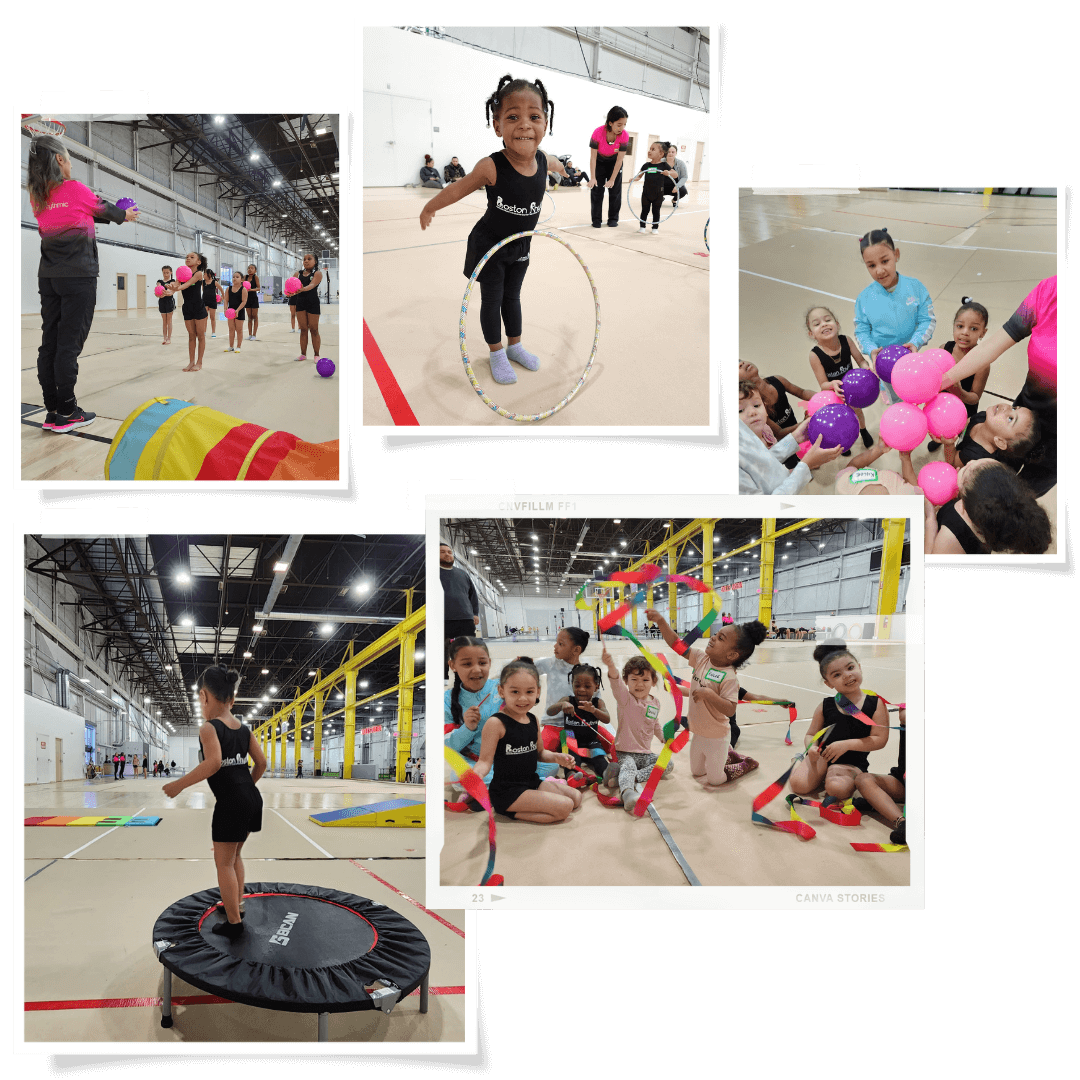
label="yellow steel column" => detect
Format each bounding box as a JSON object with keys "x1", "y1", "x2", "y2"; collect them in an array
[
  {"x1": 759, "y1": 519, "x2": 777, "y2": 627},
  {"x1": 314, "y1": 685, "x2": 324, "y2": 776},
  {"x1": 701, "y1": 520, "x2": 715, "y2": 636},
  {"x1": 269, "y1": 721, "x2": 276, "y2": 773},
  {"x1": 875, "y1": 518, "x2": 906, "y2": 639},
  {"x1": 278, "y1": 716, "x2": 286, "y2": 778},
  {"x1": 293, "y1": 700, "x2": 303, "y2": 777},
  {"x1": 397, "y1": 625, "x2": 416, "y2": 782},
  {"x1": 343, "y1": 668, "x2": 357, "y2": 780}
]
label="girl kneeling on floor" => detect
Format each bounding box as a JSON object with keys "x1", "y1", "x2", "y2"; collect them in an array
[{"x1": 472, "y1": 657, "x2": 582, "y2": 823}]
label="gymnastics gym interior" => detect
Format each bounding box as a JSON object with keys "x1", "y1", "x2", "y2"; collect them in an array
[
  {"x1": 738, "y1": 187, "x2": 1056, "y2": 545},
  {"x1": 20, "y1": 114, "x2": 340, "y2": 481},
  {"x1": 23, "y1": 533, "x2": 465, "y2": 1044},
  {"x1": 363, "y1": 27, "x2": 710, "y2": 427},
  {"x1": 441, "y1": 517, "x2": 910, "y2": 888}
]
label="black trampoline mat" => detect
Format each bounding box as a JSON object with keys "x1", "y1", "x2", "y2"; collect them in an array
[
  {"x1": 195, "y1": 890, "x2": 378, "y2": 967},
  {"x1": 153, "y1": 882, "x2": 431, "y2": 1014}
]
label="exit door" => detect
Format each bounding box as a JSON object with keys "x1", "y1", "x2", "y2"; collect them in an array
[
  {"x1": 116, "y1": 273, "x2": 127, "y2": 310},
  {"x1": 136, "y1": 274, "x2": 146, "y2": 311}
]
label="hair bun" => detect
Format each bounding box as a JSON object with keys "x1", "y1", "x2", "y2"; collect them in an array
[{"x1": 962, "y1": 296, "x2": 973, "y2": 304}]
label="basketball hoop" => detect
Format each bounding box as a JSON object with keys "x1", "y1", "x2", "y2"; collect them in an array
[{"x1": 21, "y1": 115, "x2": 66, "y2": 139}]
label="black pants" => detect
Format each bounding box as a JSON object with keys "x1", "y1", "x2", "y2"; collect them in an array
[
  {"x1": 478, "y1": 256, "x2": 529, "y2": 345},
  {"x1": 37, "y1": 276, "x2": 97, "y2": 413},
  {"x1": 638, "y1": 190, "x2": 663, "y2": 229},
  {"x1": 591, "y1": 155, "x2": 622, "y2": 226},
  {"x1": 663, "y1": 177, "x2": 689, "y2": 203}
]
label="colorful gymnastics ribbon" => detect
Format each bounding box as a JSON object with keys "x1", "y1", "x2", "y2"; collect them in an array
[
  {"x1": 444, "y1": 745, "x2": 503, "y2": 887},
  {"x1": 851, "y1": 843, "x2": 908, "y2": 852},
  {"x1": 787, "y1": 793, "x2": 862, "y2": 828},
  {"x1": 751, "y1": 725, "x2": 834, "y2": 840}
]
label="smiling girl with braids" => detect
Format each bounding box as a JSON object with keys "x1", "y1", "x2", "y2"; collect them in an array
[{"x1": 419, "y1": 74, "x2": 568, "y2": 386}]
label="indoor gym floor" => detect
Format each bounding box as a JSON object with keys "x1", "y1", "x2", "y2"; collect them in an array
[
  {"x1": 363, "y1": 182, "x2": 710, "y2": 426},
  {"x1": 738, "y1": 189, "x2": 1056, "y2": 548},
  {"x1": 441, "y1": 637, "x2": 908, "y2": 888},
  {"x1": 24, "y1": 776, "x2": 464, "y2": 1043},
  {"x1": 21, "y1": 304, "x2": 339, "y2": 481}
]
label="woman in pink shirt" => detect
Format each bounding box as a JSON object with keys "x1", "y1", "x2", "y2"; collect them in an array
[
  {"x1": 587, "y1": 107, "x2": 629, "y2": 228},
  {"x1": 25, "y1": 134, "x2": 138, "y2": 433},
  {"x1": 940, "y1": 276, "x2": 1056, "y2": 495}
]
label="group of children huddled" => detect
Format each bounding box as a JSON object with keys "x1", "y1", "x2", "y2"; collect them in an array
[
  {"x1": 739, "y1": 227, "x2": 1052, "y2": 554},
  {"x1": 445, "y1": 628, "x2": 906, "y2": 847}
]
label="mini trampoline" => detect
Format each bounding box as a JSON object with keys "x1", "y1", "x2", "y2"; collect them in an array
[{"x1": 152, "y1": 882, "x2": 431, "y2": 1041}]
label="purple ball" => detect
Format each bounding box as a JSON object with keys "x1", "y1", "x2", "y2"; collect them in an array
[
  {"x1": 807, "y1": 403, "x2": 860, "y2": 451},
  {"x1": 116, "y1": 197, "x2": 137, "y2": 211},
  {"x1": 840, "y1": 367, "x2": 880, "y2": 409},
  {"x1": 875, "y1": 343, "x2": 910, "y2": 384},
  {"x1": 316, "y1": 357, "x2": 336, "y2": 378}
]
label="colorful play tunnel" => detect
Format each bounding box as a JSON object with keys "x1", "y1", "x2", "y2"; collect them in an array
[{"x1": 104, "y1": 397, "x2": 339, "y2": 481}]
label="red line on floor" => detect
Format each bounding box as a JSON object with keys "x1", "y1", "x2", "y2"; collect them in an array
[
  {"x1": 345, "y1": 859, "x2": 464, "y2": 937},
  {"x1": 363, "y1": 318, "x2": 419, "y2": 425}
]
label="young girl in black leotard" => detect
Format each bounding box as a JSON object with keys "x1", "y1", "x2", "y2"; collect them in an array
[
  {"x1": 244, "y1": 264, "x2": 261, "y2": 341},
  {"x1": 157, "y1": 265, "x2": 175, "y2": 345},
  {"x1": 472, "y1": 658, "x2": 582, "y2": 823},
  {"x1": 202, "y1": 268, "x2": 219, "y2": 340},
  {"x1": 738, "y1": 359, "x2": 814, "y2": 440},
  {"x1": 166, "y1": 252, "x2": 207, "y2": 372},
  {"x1": 223, "y1": 272, "x2": 247, "y2": 353},
  {"x1": 806, "y1": 306, "x2": 875, "y2": 452},
  {"x1": 547, "y1": 663, "x2": 612, "y2": 778},
  {"x1": 293, "y1": 253, "x2": 323, "y2": 361}
]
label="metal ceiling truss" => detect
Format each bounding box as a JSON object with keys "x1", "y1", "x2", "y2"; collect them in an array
[{"x1": 25, "y1": 535, "x2": 424, "y2": 732}]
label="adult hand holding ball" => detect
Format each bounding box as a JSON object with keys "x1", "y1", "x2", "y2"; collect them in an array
[{"x1": 176, "y1": 265, "x2": 193, "y2": 283}]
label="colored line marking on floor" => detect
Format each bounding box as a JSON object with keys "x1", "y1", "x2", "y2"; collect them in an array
[
  {"x1": 647, "y1": 804, "x2": 701, "y2": 886},
  {"x1": 363, "y1": 319, "x2": 419, "y2": 425},
  {"x1": 268, "y1": 807, "x2": 335, "y2": 859},
  {"x1": 738, "y1": 270, "x2": 856, "y2": 303},
  {"x1": 62, "y1": 807, "x2": 148, "y2": 858},
  {"x1": 21, "y1": 416, "x2": 114, "y2": 445},
  {"x1": 348, "y1": 858, "x2": 466, "y2": 939}
]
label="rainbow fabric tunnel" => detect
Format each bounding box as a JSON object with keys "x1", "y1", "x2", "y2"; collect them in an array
[{"x1": 104, "y1": 397, "x2": 339, "y2": 481}]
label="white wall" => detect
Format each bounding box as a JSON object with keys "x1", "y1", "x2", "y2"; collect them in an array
[
  {"x1": 364, "y1": 27, "x2": 709, "y2": 189},
  {"x1": 25, "y1": 696, "x2": 85, "y2": 785},
  {"x1": 166, "y1": 734, "x2": 201, "y2": 773}
]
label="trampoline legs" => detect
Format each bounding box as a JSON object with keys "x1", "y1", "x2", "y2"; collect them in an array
[
  {"x1": 161, "y1": 967, "x2": 174, "y2": 1028},
  {"x1": 420, "y1": 969, "x2": 429, "y2": 1014},
  {"x1": 318, "y1": 1012, "x2": 329, "y2": 1041}
]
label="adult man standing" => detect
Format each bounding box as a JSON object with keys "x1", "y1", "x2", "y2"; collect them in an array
[{"x1": 440, "y1": 542, "x2": 480, "y2": 673}]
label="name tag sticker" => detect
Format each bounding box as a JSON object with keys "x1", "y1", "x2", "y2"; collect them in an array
[
  {"x1": 645, "y1": 704, "x2": 659, "y2": 720},
  {"x1": 851, "y1": 469, "x2": 879, "y2": 484},
  {"x1": 704, "y1": 668, "x2": 725, "y2": 685}
]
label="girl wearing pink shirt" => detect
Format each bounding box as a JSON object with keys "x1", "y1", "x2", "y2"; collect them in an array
[
  {"x1": 25, "y1": 134, "x2": 138, "y2": 432},
  {"x1": 646, "y1": 611, "x2": 763, "y2": 790}
]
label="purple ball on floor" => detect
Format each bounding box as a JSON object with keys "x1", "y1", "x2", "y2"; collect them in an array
[{"x1": 316, "y1": 357, "x2": 336, "y2": 378}]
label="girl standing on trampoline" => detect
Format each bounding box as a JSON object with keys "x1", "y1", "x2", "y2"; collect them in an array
[
  {"x1": 157, "y1": 265, "x2": 175, "y2": 346},
  {"x1": 419, "y1": 74, "x2": 568, "y2": 386},
  {"x1": 166, "y1": 252, "x2": 208, "y2": 372},
  {"x1": 162, "y1": 665, "x2": 267, "y2": 938},
  {"x1": 223, "y1": 271, "x2": 248, "y2": 353},
  {"x1": 293, "y1": 253, "x2": 323, "y2": 361}
]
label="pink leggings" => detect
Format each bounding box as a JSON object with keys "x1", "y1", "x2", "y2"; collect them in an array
[{"x1": 690, "y1": 733, "x2": 731, "y2": 786}]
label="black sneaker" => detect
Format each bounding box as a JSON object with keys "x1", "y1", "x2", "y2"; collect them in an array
[
  {"x1": 861, "y1": 428, "x2": 874, "y2": 448},
  {"x1": 607, "y1": 221, "x2": 619, "y2": 227},
  {"x1": 591, "y1": 222, "x2": 602, "y2": 229},
  {"x1": 852, "y1": 796, "x2": 873, "y2": 813},
  {"x1": 42, "y1": 411, "x2": 58, "y2": 431},
  {"x1": 841, "y1": 449, "x2": 851, "y2": 457},
  {"x1": 927, "y1": 440, "x2": 942, "y2": 452},
  {"x1": 890, "y1": 818, "x2": 906, "y2": 845},
  {"x1": 52, "y1": 407, "x2": 96, "y2": 432}
]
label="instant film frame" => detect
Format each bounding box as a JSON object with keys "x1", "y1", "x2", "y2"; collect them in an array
[
  {"x1": 426, "y1": 494, "x2": 924, "y2": 911},
  {"x1": 734, "y1": 170, "x2": 1062, "y2": 565}
]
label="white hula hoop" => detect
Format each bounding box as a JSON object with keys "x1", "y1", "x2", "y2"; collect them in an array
[
  {"x1": 538, "y1": 191, "x2": 556, "y2": 226},
  {"x1": 459, "y1": 230, "x2": 600, "y2": 423},
  {"x1": 626, "y1": 176, "x2": 680, "y2": 225}
]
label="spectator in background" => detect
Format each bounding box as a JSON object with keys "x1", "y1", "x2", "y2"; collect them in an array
[
  {"x1": 440, "y1": 541, "x2": 480, "y2": 673},
  {"x1": 663, "y1": 142, "x2": 690, "y2": 204},
  {"x1": 444, "y1": 157, "x2": 466, "y2": 184},
  {"x1": 420, "y1": 155, "x2": 444, "y2": 189},
  {"x1": 562, "y1": 159, "x2": 588, "y2": 186},
  {"x1": 117, "y1": 752, "x2": 126, "y2": 779},
  {"x1": 143, "y1": 754, "x2": 149, "y2": 778}
]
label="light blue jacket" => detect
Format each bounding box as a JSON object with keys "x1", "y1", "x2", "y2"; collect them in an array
[
  {"x1": 444, "y1": 678, "x2": 500, "y2": 784},
  {"x1": 854, "y1": 274, "x2": 936, "y2": 358}
]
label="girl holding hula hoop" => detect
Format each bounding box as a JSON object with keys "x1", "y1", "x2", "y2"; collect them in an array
[{"x1": 420, "y1": 74, "x2": 568, "y2": 386}]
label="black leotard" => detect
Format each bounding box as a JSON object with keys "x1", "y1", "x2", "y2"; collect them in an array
[
  {"x1": 243, "y1": 275, "x2": 260, "y2": 309},
  {"x1": 812, "y1": 335, "x2": 854, "y2": 383},
  {"x1": 764, "y1": 375, "x2": 798, "y2": 430},
  {"x1": 156, "y1": 279, "x2": 175, "y2": 314},
  {"x1": 202, "y1": 278, "x2": 218, "y2": 309},
  {"x1": 936, "y1": 500, "x2": 988, "y2": 554},
  {"x1": 487, "y1": 710, "x2": 543, "y2": 818},
  {"x1": 180, "y1": 273, "x2": 207, "y2": 321},
  {"x1": 199, "y1": 717, "x2": 263, "y2": 842},
  {"x1": 294, "y1": 267, "x2": 321, "y2": 314},
  {"x1": 821, "y1": 692, "x2": 880, "y2": 772},
  {"x1": 226, "y1": 284, "x2": 246, "y2": 318}
]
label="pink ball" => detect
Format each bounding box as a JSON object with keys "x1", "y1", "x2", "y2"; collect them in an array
[
  {"x1": 918, "y1": 461, "x2": 959, "y2": 506},
  {"x1": 923, "y1": 392, "x2": 969, "y2": 440},
  {"x1": 176, "y1": 265, "x2": 192, "y2": 283},
  {"x1": 226, "y1": 307, "x2": 237, "y2": 319},
  {"x1": 879, "y1": 402, "x2": 928, "y2": 452},
  {"x1": 242, "y1": 281, "x2": 250, "y2": 290},
  {"x1": 891, "y1": 354, "x2": 942, "y2": 405},
  {"x1": 804, "y1": 390, "x2": 843, "y2": 417},
  {"x1": 154, "y1": 284, "x2": 165, "y2": 297},
  {"x1": 284, "y1": 276, "x2": 302, "y2": 297},
  {"x1": 796, "y1": 440, "x2": 811, "y2": 460},
  {"x1": 924, "y1": 347, "x2": 956, "y2": 375}
]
